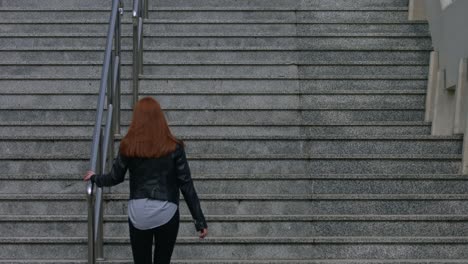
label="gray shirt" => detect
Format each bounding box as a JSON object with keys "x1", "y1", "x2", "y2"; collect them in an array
[{"x1": 128, "y1": 198, "x2": 178, "y2": 230}]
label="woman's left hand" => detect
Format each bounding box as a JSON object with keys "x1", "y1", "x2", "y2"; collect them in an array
[
  {"x1": 199, "y1": 228, "x2": 208, "y2": 239},
  {"x1": 83, "y1": 171, "x2": 95, "y2": 181}
]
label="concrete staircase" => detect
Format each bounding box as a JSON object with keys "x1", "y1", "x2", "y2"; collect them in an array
[{"x1": 1, "y1": 0, "x2": 468, "y2": 262}]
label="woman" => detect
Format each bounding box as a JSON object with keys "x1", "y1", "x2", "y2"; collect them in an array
[{"x1": 84, "y1": 97, "x2": 208, "y2": 264}]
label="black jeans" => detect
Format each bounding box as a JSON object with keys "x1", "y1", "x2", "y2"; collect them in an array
[{"x1": 128, "y1": 209, "x2": 180, "y2": 264}]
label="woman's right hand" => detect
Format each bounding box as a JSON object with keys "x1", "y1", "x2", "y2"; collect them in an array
[
  {"x1": 199, "y1": 228, "x2": 208, "y2": 239},
  {"x1": 83, "y1": 171, "x2": 95, "y2": 181}
]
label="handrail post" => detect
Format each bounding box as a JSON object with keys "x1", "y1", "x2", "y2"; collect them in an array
[
  {"x1": 139, "y1": 0, "x2": 143, "y2": 17},
  {"x1": 95, "y1": 186, "x2": 104, "y2": 260},
  {"x1": 143, "y1": 0, "x2": 149, "y2": 18},
  {"x1": 114, "y1": 0, "x2": 123, "y2": 135},
  {"x1": 96, "y1": 106, "x2": 114, "y2": 258},
  {"x1": 95, "y1": 131, "x2": 104, "y2": 260},
  {"x1": 132, "y1": 0, "x2": 146, "y2": 108},
  {"x1": 112, "y1": 56, "x2": 120, "y2": 139},
  {"x1": 88, "y1": 0, "x2": 122, "y2": 263},
  {"x1": 132, "y1": 0, "x2": 140, "y2": 108},
  {"x1": 138, "y1": 17, "x2": 144, "y2": 75},
  {"x1": 87, "y1": 184, "x2": 95, "y2": 264}
]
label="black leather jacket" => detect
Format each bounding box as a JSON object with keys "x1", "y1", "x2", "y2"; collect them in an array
[{"x1": 91, "y1": 144, "x2": 207, "y2": 231}]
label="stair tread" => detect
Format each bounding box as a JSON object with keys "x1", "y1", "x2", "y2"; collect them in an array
[
  {"x1": 0, "y1": 33, "x2": 431, "y2": 37},
  {"x1": 140, "y1": 74, "x2": 429, "y2": 80},
  {"x1": 2, "y1": 236, "x2": 468, "y2": 243},
  {"x1": 2, "y1": 193, "x2": 468, "y2": 200},
  {"x1": 0, "y1": 7, "x2": 411, "y2": 12},
  {"x1": 0, "y1": 134, "x2": 461, "y2": 141},
  {"x1": 0, "y1": 153, "x2": 461, "y2": 160},
  {"x1": 0, "y1": 90, "x2": 429, "y2": 95},
  {"x1": 1, "y1": 259, "x2": 468, "y2": 264},
  {"x1": 0, "y1": 47, "x2": 433, "y2": 52},
  {"x1": 3, "y1": 214, "x2": 468, "y2": 222},
  {"x1": 0, "y1": 120, "x2": 432, "y2": 125},
  {"x1": 0, "y1": 75, "x2": 430, "y2": 80},
  {"x1": 2, "y1": 259, "x2": 468, "y2": 264},
  {"x1": 0, "y1": 20, "x2": 428, "y2": 24},
  {"x1": 0, "y1": 20, "x2": 428, "y2": 25},
  {"x1": 0, "y1": 106, "x2": 429, "y2": 110},
  {"x1": 2, "y1": 173, "x2": 466, "y2": 180},
  {"x1": 0, "y1": 121, "x2": 432, "y2": 126},
  {"x1": 0, "y1": 61, "x2": 430, "y2": 66}
]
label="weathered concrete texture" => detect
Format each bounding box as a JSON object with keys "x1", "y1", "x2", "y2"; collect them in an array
[
  {"x1": 0, "y1": 79, "x2": 429, "y2": 94},
  {"x1": 0, "y1": 136, "x2": 463, "y2": 157},
  {"x1": 0, "y1": 93, "x2": 428, "y2": 110},
  {"x1": 0, "y1": 36, "x2": 433, "y2": 51},
  {"x1": 0, "y1": 155, "x2": 462, "y2": 175},
  {"x1": 0, "y1": 0, "x2": 466, "y2": 263},
  {"x1": 453, "y1": 58, "x2": 468, "y2": 134},
  {"x1": 0, "y1": 50, "x2": 431, "y2": 65},
  {"x1": 0, "y1": 122, "x2": 433, "y2": 137},
  {"x1": 0, "y1": 109, "x2": 427, "y2": 123},
  {"x1": 4, "y1": 215, "x2": 468, "y2": 237},
  {"x1": 408, "y1": 0, "x2": 427, "y2": 21},
  {"x1": 425, "y1": 51, "x2": 439, "y2": 122},
  {"x1": 0, "y1": 10, "x2": 416, "y2": 23},
  {"x1": 432, "y1": 70, "x2": 456, "y2": 135},
  {"x1": 3, "y1": 175, "x2": 468, "y2": 195}
]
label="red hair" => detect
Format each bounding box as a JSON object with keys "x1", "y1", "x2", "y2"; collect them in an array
[{"x1": 120, "y1": 97, "x2": 182, "y2": 158}]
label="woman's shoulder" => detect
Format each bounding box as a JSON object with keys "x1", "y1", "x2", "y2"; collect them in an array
[
  {"x1": 176, "y1": 141, "x2": 184, "y2": 149},
  {"x1": 172, "y1": 141, "x2": 186, "y2": 157},
  {"x1": 174, "y1": 142, "x2": 183, "y2": 152}
]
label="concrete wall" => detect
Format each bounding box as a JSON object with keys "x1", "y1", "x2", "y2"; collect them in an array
[
  {"x1": 424, "y1": 0, "x2": 468, "y2": 89},
  {"x1": 415, "y1": 0, "x2": 468, "y2": 173}
]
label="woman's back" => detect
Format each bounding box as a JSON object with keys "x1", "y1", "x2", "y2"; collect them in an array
[{"x1": 84, "y1": 97, "x2": 207, "y2": 264}]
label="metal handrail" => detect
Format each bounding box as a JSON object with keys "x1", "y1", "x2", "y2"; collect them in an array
[
  {"x1": 86, "y1": 0, "x2": 123, "y2": 263},
  {"x1": 132, "y1": 0, "x2": 148, "y2": 106}
]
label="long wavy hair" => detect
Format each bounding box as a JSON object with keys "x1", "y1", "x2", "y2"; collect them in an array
[{"x1": 120, "y1": 97, "x2": 182, "y2": 158}]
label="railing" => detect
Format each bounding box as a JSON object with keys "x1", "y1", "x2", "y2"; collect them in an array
[
  {"x1": 410, "y1": 0, "x2": 468, "y2": 173},
  {"x1": 132, "y1": 0, "x2": 148, "y2": 106},
  {"x1": 86, "y1": 0, "x2": 123, "y2": 263}
]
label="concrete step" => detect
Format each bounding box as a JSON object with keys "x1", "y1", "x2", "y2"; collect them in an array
[
  {"x1": 150, "y1": 11, "x2": 418, "y2": 23},
  {"x1": 2, "y1": 193, "x2": 468, "y2": 215},
  {"x1": 0, "y1": 121, "x2": 433, "y2": 137},
  {"x1": 0, "y1": 154, "x2": 460, "y2": 175},
  {"x1": 0, "y1": 135, "x2": 462, "y2": 157},
  {"x1": 140, "y1": 75, "x2": 427, "y2": 81},
  {"x1": 0, "y1": 36, "x2": 433, "y2": 51},
  {"x1": 0, "y1": 11, "x2": 417, "y2": 24},
  {"x1": 0, "y1": 0, "x2": 130, "y2": 8},
  {"x1": 0, "y1": 23, "x2": 429, "y2": 36},
  {"x1": 146, "y1": 65, "x2": 428, "y2": 78},
  {"x1": 0, "y1": 51, "x2": 430, "y2": 65},
  {"x1": 2, "y1": 236, "x2": 468, "y2": 259},
  {"x1": 0, "y1": 109, "x2": 426, "y2": 123},
  {"x1": 144, "y1": 36, "x2": 433, "y2": 50},
  {"x1": 2, "y1": 173, "x2": 468, "y2": 195},
  {"x1": 2, "y1": 214, "x2": 468, "y2": 238},
  {"x1": 152, "y1": 0, "x2": 410, "y2": 10},
  {"x1": 0, "y1": 92, "x2": 427, "y2": 110},
  {"x1": 0, "y1": 63, "x2": 430, "y2": 78},
  {"x1": 0, "y1": 0, "x2": 411, "y2": 10},
  {"x1": 0, "y1": 79, "x2": 429, "y2": 94},
  {"x1": 3, "y1": 260, "x2": 468, "y2": 264}
]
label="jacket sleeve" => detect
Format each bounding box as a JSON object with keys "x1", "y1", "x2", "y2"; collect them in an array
[
  {"x1": 175, "y1": 145, "x2": 207, "y2": 231},
  {"x1": 91, "y1": 152, "x2": 128, "y2": 187}
]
